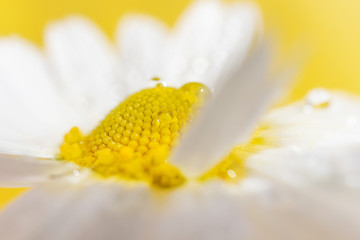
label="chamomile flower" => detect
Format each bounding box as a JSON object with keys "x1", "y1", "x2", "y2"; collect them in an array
[{"x1": 1, "y1": 0, "x2": 360, "y2": 239}]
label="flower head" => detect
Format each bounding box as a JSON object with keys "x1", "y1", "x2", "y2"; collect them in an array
[{"x1": 1, "y1": 0, "x2": 360, "y2": 239}]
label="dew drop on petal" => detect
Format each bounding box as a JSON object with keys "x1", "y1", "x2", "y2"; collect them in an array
[
  {"x1": 227, "y1": 169, "x2": 237, "y2": 178},
  {"x1": 305, "y1": 88, "x2": 331, "y2": 108},
  {"x1": 149, "y1": 77, "x2": 167, "y2": 88},
  {"x1": 72, "y1": 169, "x2": 80, "y2": 177}
]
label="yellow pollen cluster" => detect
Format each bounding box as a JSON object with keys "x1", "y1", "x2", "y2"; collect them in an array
[
  {"x1": 200, "y1": 127, "x2": 267, "y2": 182},
  {"x1": 61, "y1": 83, "x2": 210, "y2": 188}
]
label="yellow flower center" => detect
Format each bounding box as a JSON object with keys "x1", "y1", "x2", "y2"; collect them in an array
[{"x1": 60, "y1": 82, "x2": 256, "y2": 188}]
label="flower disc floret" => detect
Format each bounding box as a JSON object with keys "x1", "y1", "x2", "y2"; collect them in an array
[{"x1": 61, "y1": 83, "x2": 210, "y2": 187}]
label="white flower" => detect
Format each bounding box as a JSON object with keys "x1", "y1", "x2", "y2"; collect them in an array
[{"x1": 1, "y1": 0, "x2": 360, "y2": 239}]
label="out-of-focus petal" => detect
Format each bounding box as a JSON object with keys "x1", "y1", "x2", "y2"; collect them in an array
[
  {"x1": 258, "y1": 90, "x2": 360, "y2": 149},
  {"x1": 164, "y1": 0, "x2": 261, "y2": 89},
  {"x1": 0, "y1": 182, "x2": 252, "y2": 240},
  {"x1": 240, "y1": 177, "x2": 360, "y2": 240},
  {"x1": 0, "y1": 37, "x2": 75, "y2": 157},
  {"x1": 0, "y1": 154, "x2": 77, "y2": 187},
  {"x1": 248, "y1": 145, "x2": 360, "y2": 188},
  {"x1": 116, "y1": 0, "x2": 261, "y2": 92},
  {"x1": 171, "y1": 43, "x2": 277, "y2": 177},
  {"x1": 1, "y1": 179, "x2": 359, "y2": 240},
  {"x1": 45, "y1": 16, "x2": 122, "y2": 132},
  {"x1": 244, "y1": 91, "x2": 360, "y2": 239},
  {"x1": 116, "y1": 15, "x2": 169, "y2": 94}
]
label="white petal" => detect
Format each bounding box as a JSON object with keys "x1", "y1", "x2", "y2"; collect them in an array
[
  {"x1": 0, "y1": 183, "x2": 84, "y2": 239},
  {"x1": 0, "y1": 181, "x2": 262, "y2": 240},
  {"x1": 116, "y1": 15, "x2": 170, "y2": 94},
  {"x1": 240, "y1": 177, "x2": 360, "y2": 240},
  {"x1": 0, "y1": 182, "x2": 250, "y2": 240},
  {"x1": 0, "y1": 37, "x2": 74, "y2": 157},
  {"x1": 45, "y1": 16, "x2": 122, "y2": 132},
  {"x1": 259, "y1": 90, "x2": 360, "y2": 149},
  {"x1": 0, "y1": 154, "x2": 76, "y2": 187},
  {"x1": 246, "y1": 90, "x2": 360, "y2": 190},
  {"x1": 171, "y1": 43, "x2": 277, "y2": 176},
  {"x1": 164, "y1": 0, "x2": 261, "y2": 89},
  {"x1": 1, "y1": 180, "x2": 359, "y2": 239},
  {"x1": 248, "y1": 144, "x2": 360, "y2": 190}
]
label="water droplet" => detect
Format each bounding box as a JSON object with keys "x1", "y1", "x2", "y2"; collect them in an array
[
  {"x1": 305, "y1": 88, "x2": 331, "y2": 108},
  {"x1": 148, "y1": 77, "x2": 167, "y2": 88},
  {"x1": 73, "y1": 169, "x2": 80, "y2": 177},
  {"x1": 227, "y1": 169, "x2": 237, "y2": 178}
]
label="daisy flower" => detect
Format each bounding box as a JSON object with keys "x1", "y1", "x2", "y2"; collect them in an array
[{"x1": 0, "y1": 0, "x2": 360, "y2": 239}]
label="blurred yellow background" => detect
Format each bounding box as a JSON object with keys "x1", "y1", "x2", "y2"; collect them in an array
[{"x1": 0, "y1": 0, "x2": 360, "y2": 208}]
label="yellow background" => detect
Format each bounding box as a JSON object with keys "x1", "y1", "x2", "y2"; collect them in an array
[{"x1": 0, "y1": 0, "x2": 360, "y2": 208}]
